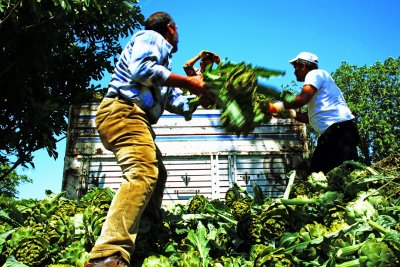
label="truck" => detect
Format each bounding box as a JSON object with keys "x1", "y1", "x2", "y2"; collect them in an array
[{"x1": 62, "y1": 103, "x2": 308, "y2": 205}]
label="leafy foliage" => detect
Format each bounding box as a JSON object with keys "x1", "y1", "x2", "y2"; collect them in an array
[
  {"x1": 1, "y1": 156, "x2": 399, "y2": 266},
  {"x1": 0, "y1": 164, "x2": 32, "y2": 198},
  {"x1": 0, "y1": 0, "x2": 144, "y2": 175},
  {"x1": 332, "y1": 57, "x2": 400, "y2": 164},
  {"x1": 0, "y1": 187, "x2": 114, "y2": 266},
  {"x1": 196, "y1": 60, "x2": 285, "y2": 137}
]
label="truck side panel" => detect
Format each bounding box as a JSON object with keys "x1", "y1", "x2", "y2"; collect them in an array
[{"x1": 62, "y1": 103, "x2": 307, "y2": 202}]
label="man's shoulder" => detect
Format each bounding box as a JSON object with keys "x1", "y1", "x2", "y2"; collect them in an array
[
  {"x1": 310, "y1": 69, "x2": 328, "y2": 74},
  {"x1": 131, "y1": 30, "x2": 154, "y2": 39},
  {"x1": 308, "y1": 69, "x2": 331, "y2": 79}
]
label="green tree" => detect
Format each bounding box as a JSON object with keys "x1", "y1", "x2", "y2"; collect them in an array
[
  {"x1": 332, "y1": 57, "x2": 400, "y2": 164},
  {"x1": 0, "y1": 0, "x2": 144, "y2": 180},
  {"x1": 0, "y1": 164, "x2": 32, "y2": 198}
]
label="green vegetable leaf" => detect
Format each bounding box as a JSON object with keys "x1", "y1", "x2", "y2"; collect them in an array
[{"x1": 186, "y1": 221, "x2": 211, "y2": 267}]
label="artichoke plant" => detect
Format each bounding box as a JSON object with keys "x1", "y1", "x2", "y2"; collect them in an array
[
  {"x1": 0, "y1": 156, "x2": 399, "y2": 266},
  {"x1": 11, "y1": 236, "x2": 51, "y2": 266}
]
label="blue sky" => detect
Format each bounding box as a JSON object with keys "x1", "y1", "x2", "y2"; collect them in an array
[{"x1": 17, "y1": 0, "x2": 400, "y2": 199}]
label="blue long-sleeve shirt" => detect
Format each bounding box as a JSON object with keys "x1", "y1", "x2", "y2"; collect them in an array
[{"x1": 105, "y1": 30, "x2": 194, "y2": 124}]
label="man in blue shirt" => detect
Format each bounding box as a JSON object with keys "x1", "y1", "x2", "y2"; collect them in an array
[{"x1": 85, "y1": 12, "x2": 214, "y2": 267}]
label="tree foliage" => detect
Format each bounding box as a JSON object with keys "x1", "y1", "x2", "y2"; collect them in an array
[
  {"x1": 0, "y1": 164, "x2": 32, "y2": 198},
  {"x1": 0, "y1": 0, "x2": 144, "y2": 178},
  {"x1": 332, "y1": 57, "x2": 400, "y2": 164}
]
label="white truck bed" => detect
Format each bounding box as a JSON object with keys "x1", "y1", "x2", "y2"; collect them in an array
[{"x1": 62, "y1": 104, "x2": 308, "y2": 204}]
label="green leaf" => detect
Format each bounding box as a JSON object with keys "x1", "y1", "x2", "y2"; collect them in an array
[
  {"x1": 2, "y1": 256, "x2": 30, "y2": 267},
  {"x1": 186, "y1": 221, "x2": 211, "y2": 267}
]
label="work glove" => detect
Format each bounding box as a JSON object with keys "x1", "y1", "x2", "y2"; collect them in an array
[
  {"x1": 268, "y1": 102, "x2": 297, "y2": 119},
  {"x1": 268, "y1": 101, "x2": 285, "y2": 113}
]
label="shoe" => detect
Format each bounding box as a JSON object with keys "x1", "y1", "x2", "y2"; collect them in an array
[{"x1": 84, "y1": 255, "x2": 129, "y2": 267}]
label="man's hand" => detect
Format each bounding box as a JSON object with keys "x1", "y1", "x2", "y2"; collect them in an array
[
  {"x1": 199, "y1": 50, "x2": 220, "y2": 64},
  {"x1": 199, "y1": 50, "x2": 211, "y2": 59},
  {"x1": 199, "y1": 50, "x2": 215, "y2": 59},
  {"x1": 199, "y1": 94, "x2": 215, "y2": 108},
  {"x1": 268, "y1": 102, "x2": 297, "y2": 119},
  {"x1": 268, "y1": 101, "x2": 285, "y2": 113},
  {"x1": 186, "y1": 75, "x2": 216, "y2": 108},
  {"x1": 186, "y1": 75, "x2": 205, "y2": 94}
]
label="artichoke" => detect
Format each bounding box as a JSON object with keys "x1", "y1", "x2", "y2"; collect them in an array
[
  {"x1": 82, "y1": 205, "x2": 107, "y2": 250},
  {"x1": 358, "y1": 239, "x2": 398, "y2": 266},
  {"x1": 230, "y1": 199, "x2": 251, "y2": 220},
  {"x1": 210, "y1": 255, "x2": 251, "y2": 267},
  {"x1": 54, "y1": 241, "x2": 90, "y2": 266},
  {"x1": 142, "y1": 255, "x2": 172, "y2": 267},
  {"x1": 254, "y1": 248, "x2": 295, "y2": 267},
  {"x1": 236, "y1": 214, "x2": 262, "y2": 243},
  {"x1": 177, "y1": 247, "x2": 204, "y2": 267},
  {"x1": 11, "y1": 236, "x2": 51, "y2": 266},
  {"x1": 225, "y1": 185, "x2": 243, "y2": 208},
  {"x1": 294, "y1": 222, "x2": 329, "y2": 261},
  {"x1": 186, "y1": 195, "x2": 209, "y2": 214},
  {"x1": 259, "y1": 202, "x2": 292, "y2": 241},
  {"x1": 345, "y1": 197, "x2": 378, "y2": 224},
  {"x1": 307, "y1": 171, "x2": 329, "y2": 192},
  {"x1": 336, "y1": 239, "x2": 399, "y2": 267},
  {"x1": 46, "y1": 214, "x2": 73, "y2": 245}
]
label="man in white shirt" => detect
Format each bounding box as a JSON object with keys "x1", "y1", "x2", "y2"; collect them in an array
[{"x1": 268, "y1": 52, "x2": 359, "y2": 174}]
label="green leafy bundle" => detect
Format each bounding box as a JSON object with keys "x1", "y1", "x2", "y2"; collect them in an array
[{"x1": 198, "y1": 60, "x2": 285, "y2": 136}]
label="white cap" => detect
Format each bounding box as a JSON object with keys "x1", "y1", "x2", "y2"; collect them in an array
[{"x1": 289, "y1": 52, "x2": 318, "y2": 65}]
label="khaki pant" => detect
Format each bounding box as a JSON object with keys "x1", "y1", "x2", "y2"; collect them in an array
[{"x1": 89, "y1": 97, "x2": 167, "y2": 263}]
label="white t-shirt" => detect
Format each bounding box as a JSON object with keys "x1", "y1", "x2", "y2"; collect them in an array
[{"x1": 305, "y1": 69, "x2": 355, "y2": 135}]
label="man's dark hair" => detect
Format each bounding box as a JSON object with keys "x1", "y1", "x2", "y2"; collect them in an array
[
  {"x1": 145, "y1": 12, "x2": 175, "y2": 36},
  {"x1": 297, "y1": 59, "x2": 318, "y2": 70}
]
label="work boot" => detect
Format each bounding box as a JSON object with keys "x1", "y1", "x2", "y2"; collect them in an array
[{"x1": 84, "y1": 255, "x2": 129, "y2": 267}]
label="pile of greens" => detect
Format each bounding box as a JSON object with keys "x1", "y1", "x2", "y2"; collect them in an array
[
  {"x1": 1, "y1": 155, "x2": 399, "y2": 266},
  {"x1": 197, "y1": 60, "x2": 286, "y2": 137},
  {"x1": 0, "y1": 188, "x2": 114, "y2": 267}
]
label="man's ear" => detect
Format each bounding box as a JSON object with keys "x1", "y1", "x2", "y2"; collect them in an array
[
  {"x1": 167, "y1": 23, "x2": 175, "y2": 34},
  {"x1": 163, "y1": 23, "x2": 174, "y2": 41}
]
